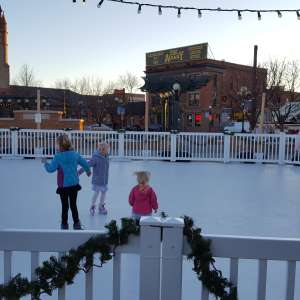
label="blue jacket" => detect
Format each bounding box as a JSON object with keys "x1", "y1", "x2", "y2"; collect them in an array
[
  {"x1": 79, "y1": 150, "x2": 109, "y2": 186},
  {"x1": 44, "y1": 150, "x2": 90, "y2": 187}
]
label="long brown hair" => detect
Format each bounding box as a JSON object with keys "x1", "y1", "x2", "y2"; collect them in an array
[{"x1": 56, "y1": 134, "x2": 72, "y2": 151}]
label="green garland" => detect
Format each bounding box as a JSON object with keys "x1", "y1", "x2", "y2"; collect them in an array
[
  {"x1": 0, "y1": 215, "x2": 237, "y2": 300},
  {"x1": 183, "y1": 215, "x2": 237, "y2": 300}
]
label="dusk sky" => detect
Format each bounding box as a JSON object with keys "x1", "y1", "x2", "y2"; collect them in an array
[{"x1": 2, "y1": 0, "x2": 300, "y2": 87}]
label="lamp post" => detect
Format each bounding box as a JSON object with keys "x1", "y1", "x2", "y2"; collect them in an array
[
  {"x1": 172, "y1": 83, "x2": 181, "y2": 132},
  {"x1": 238, "y1": 86, "x2": 252, "y2": 133}
]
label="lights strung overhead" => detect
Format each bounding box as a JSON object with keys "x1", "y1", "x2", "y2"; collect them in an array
[
  {"x1": 158, "y1": 6, "x2": 162, "y2": 15},
  {"x1": 177, "y1": 8, "x2": 181, "y2": 18},
  {"x1": 238, "y1": 11, "x2": 242, "y2": 20},
  {"x1": 137, "y1": 4, "x2": 142, "y2": 14},
  {"x1": 257, "y1": 11, "x2": 262, "y2": 20},
  {"x1": 92, "y1": 0, "x2": 300, "y2": 21}
]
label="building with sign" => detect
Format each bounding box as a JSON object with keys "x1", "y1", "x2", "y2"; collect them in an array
[{"x1": 142, "y1": 43, "x2": 267, "y2": 132}]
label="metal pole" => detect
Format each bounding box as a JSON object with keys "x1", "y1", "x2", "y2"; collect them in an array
[
  {"x1": 145, "y1": 93, "x2": 149, "y2": 131},
  {"x1": 37, "y1": 89, "x2": 41, "y2": 130},
  {"x1": 260, "y1": 92, "x2": 266, "y2": 132},
  {"x1": 251, "y1": 45, "x2": 258, "y2": 130}
]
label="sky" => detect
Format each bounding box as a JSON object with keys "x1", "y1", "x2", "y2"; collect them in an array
[{"x1": 1, "y1": 0, "x2": 300, "y2": 87}]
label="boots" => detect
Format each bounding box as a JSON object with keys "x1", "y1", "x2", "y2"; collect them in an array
[
  {"x1": 73, "y1": 221, "x2": 84, "y2": 230},
  {"x1": 61, "y1": 223, "x2": 69, "y2": 230}
]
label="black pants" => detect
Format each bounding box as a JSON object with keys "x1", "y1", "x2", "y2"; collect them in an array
[{"x1": 58, "y1": 186, "x2": 80, "y2": 225}]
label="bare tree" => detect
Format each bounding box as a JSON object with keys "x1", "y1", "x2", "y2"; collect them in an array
[
  {"x1": 54, "y1": 78, "x2": 72, "y2": 90},
  {"x1": 264, "y1": 59, "x2": 300, "y2": 131},
  {"x1": 118, "y1": 72, "x2": 141, "y2": 100},
  {"x1": 13, "y1": 64, "x2": 41, "y2": 87},
  {"x1": 102, "y1": 81, "x2": 118, "y2": 95}
]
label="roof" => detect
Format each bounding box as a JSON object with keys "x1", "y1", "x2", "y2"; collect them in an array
[{"x1": 146, "y1": 58, "x2": 267, "y2": 74}]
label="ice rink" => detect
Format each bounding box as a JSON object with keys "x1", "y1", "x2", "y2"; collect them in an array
[{"x1": 1, "y1": 158, "x2": 300, "y2": 299}]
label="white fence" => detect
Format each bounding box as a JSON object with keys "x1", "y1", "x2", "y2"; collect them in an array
[
  {"x1": 1, "y1": 129, "x2": 300, "y2": 164},
  {"x1": 1, "y1": 217, "x2": 300, "y2": 300}
]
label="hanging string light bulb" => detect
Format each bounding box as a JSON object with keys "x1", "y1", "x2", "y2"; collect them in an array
[
  {"x1": 257, "y1": 11, "x2": 262, "y2": 20},
  {"x1": 198, "y1": 9, "x2": 202, "y2": 18},
  {"x1": 277, "y1": 10, "x2": 282, "y2": 18},
  {"x1": 97, "y1": 0, "x2": 104, "y2": 8},
  {"x1": 297, "y1": 11, "x2": 300, "y2": 20},
  {"x1": 137, "y1": 4, "x2": 142, "y2": 14},
  {"x1": 158, "y1": 6, "x2": 162, "y2": 15},
  {"x1": 238, "y1": 11, "x2": 242, "y2": 20},
  {"x1": 177, "y1": 8, "x2": 181, "y2": 18}
]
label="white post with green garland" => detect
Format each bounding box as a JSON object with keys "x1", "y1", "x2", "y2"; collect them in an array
[
  {"x1": 139, "y1": 216, "x2": 162, "y2": 300},
  {"x1": 160, "y1": 217, "x2": 184, "y2": 300}
]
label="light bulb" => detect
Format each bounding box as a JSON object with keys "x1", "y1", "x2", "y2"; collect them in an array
[
  {"x1": 158, "y1": 6, "x2": 162, "y2": 15},
  {"x1": 177, "y1": 8, "x2": 181, "y2": 18},
  {"x1": 137, "y1": 4, "x2": 142, "y2": 14},
  {"x1": 238, "y1": 11, "x2": 242, "y2": 20}
]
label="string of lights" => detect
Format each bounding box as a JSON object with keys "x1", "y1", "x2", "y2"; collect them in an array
[{"x1": 73, "y1": 0, "x2": 300, "y2": 20}]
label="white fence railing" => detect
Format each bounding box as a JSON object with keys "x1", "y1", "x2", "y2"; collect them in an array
[
  {"x1": 1, "y1": 217, "x2": 300, "y2": 300},
  {"x1": 1, "y1": 129, "x2": 300, "y2": 164}
]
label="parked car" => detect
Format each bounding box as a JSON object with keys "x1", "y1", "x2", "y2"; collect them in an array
[
  {"x1": 149, "y1": 124, "x2": 163, "y2": 132},
  {"x1": 126, "y1": 125, "x2": 142, "y2": 131},
  {"x1": 224, "y1": 121, "x2": 250, "y2": 134}
]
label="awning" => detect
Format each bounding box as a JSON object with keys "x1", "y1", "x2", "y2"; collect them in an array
[{"x1": 141, "y1": 74, "x2": 211, "y2": 93}]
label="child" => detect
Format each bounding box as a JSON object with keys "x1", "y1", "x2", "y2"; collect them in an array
[
  {"x1": 79, "y1": 142, "x2": 110, "y2": 215},
  {"x1": 42, "y1": 134, "x2": 91, "y2": 230},
  {"x1": 129, "y1": 171, "x2": 158, "y2": 221}
]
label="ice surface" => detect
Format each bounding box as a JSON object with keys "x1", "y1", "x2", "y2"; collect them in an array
[{"x1": 1, "y1": 159, "x2": 300, "y2": 299}]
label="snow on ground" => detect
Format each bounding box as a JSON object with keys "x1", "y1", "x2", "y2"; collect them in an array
[{"x1": 1, "y1": 159, "x2": 300, "y2": 299}]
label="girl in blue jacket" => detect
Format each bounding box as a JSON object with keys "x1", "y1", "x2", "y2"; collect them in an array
[{"x1": 42, "y1": 134, "x2": 91, "y2": 230}]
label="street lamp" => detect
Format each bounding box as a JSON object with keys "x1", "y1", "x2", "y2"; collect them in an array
[
  {"x1": 238, "y1": 86, "x2": 252, "y2": 133},
  {"x1": 172, "y1": 83, "x2": 181, "y2": 132}
]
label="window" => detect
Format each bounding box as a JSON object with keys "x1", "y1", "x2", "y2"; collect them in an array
[{"x1": 188, "y1": 92, "x2": 200, "y2": 106}]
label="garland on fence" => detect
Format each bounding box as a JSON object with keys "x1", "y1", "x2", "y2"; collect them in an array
[
  {"x1": 182, "y1": 215, "x2": 237, "y2": 300},
  {"x1": 0, "y1": 215, "x2": 237, "y2": 300}
]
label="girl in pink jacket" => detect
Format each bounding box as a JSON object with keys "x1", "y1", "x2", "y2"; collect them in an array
[{"x1": 129, "y1": 171, "x2": 158, "y2": 221}]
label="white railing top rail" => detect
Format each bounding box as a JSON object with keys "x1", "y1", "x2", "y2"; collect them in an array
[
  {"x1": 1, "y1": 229, "x2": 300, "y2": 261},
  {"x1": 184, "y1": 234, "x2": 300, "y2": 261},
  {"x1": 0, "y1": 229, "x2": 140, "y2": 254}
]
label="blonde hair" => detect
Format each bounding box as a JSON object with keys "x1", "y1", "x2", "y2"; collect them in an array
[
  {"x1": 134, "y1": 171, "x2": 151, "y2": 184},
  {"x1": 98, "y1": 142, "x2": 109, "y2": 152},
  {"x1": 57, "y1": 134, "x2": 72, "y2": 151}
]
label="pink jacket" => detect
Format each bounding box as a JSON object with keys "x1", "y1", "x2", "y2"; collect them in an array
[{"x1": 129, "y1": 185, "x2": 158, "y2": 215}]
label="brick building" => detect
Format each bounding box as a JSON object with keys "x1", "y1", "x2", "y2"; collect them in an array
[
  {"x1": 0, "y1": 6, "x2": 145, "y2": 130},
  {"x1": 143, "y1": 43, "x2": 267, "y2": 132},
  {"x1": 0, "y1": 110, "x2": 82, "y2": 130}
]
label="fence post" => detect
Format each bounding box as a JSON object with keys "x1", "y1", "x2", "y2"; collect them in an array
[
  {"x1": 170, "y1": 133, "x2": 177, "y2": 162},
  {"x1": 118, "y1": 132, "x2": 125, "y2": 159},
  {"x1": 10, "y1": 128, "x2": 19, "y2": 157},
  {"x1": 224, "y1": 134, "x2": 230, "y2": 163},
  {"x1": 161, "y1": 217, "x2": 184, "y2": 300},
  {"x1": 139, "y1": 216, "x2": 162, "y2": 300},
  {"x1": 279, "y1": 132, "x2": 286, "y2": 165}
]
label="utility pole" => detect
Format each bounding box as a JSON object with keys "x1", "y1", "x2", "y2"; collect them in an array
[
  {"x1": 251, "y1": 45, "x2": 258, "y2": 131},
  {"x1": 145, "y1": 93, "x2": 149, "y2": 131},
  {"x1": 36, "y1": 89, "x2": 41, "y2": 130}
]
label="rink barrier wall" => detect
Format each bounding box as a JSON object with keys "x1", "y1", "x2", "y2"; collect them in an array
[
  {"x1": 0, "y1": 129, "x2": 299, "y2": 165},
  {"x1": 1, "y1": 217, "x2": 300, "y2": 300}
]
